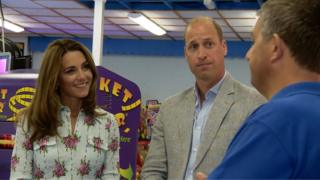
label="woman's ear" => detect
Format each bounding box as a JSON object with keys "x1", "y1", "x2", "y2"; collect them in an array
[{"x1": 55, "y1": 81, "x2": 59, "y2": 91}]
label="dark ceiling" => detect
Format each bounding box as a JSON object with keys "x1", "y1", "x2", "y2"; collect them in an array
[{"x1": 79, "y1": 0, "x2": 267, "y2": 10}]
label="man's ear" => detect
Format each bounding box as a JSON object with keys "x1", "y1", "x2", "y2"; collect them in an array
[
  {"x1": 270, "y1": 33, "x2": 285, "y2": 63},
  {"x1": 222, "y1": 40, "x2": 228, "y2": 56},
  {"x1": 184, "y1": 45, "x2": 188, "y2": 58}
]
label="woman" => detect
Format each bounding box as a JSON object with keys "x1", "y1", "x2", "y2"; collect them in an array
[{"x1": 10, "y1": 39, "x2": 120, "y2": 179}]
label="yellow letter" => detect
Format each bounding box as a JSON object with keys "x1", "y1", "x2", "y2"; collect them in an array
[
  {"x1": 122, "y1": 88, "x2": 133, "y2": 103},
  {"x1": 115, "y1": 113, "x2": 125, "y2": 126},
  {"x1": 112, "y1": 82, "x2": 122, "y2": 96},
  {"x1": 1, "y1": 89, "x2": 8, "y2": 99},
  {"x1": 0, "y1": 102, "x2": 4, "y2": 112},
  {"x1": 99, "y1": 77, "x2": 111, "y2": 93}
]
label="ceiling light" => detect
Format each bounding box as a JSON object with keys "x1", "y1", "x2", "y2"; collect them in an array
[
  {"x1": 203, "y1": 0, "x2": 216, "y2": 9},
  {"x1": 0, "y1": 20, "x2": 24, "y2": 33},
  {"x1": 128, "y1": 12, "x2": 166, "y2": 36}
]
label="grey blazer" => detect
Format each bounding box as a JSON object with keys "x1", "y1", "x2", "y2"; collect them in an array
[{"x1": 141, "y1": 73, "x2": 266, "y2": 180}]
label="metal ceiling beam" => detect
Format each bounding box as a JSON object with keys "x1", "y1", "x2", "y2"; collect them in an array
[
  {"x1": 79, "y1": 0, "x2": 262, "y2": 10},
  {"x1": 160, "y1": 0, "x2": 174, "y2": 10},
  {"x1": 117, "y1": 1, "x2": 131, "y2": 10},
  {"x1": 215, "y1": 2, "x2": 260, "y2": 10},
  {"x1": 257, "y1": 0, "x2": 263, "y2": 7}
]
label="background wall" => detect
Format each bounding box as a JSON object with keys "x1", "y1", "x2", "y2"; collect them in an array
[
  {"x1": 32, "y1": 53, "x2": 251, "y2": 103},
  {"x1": 6, "y1": 36, "x2": 252, "y2": 103}
]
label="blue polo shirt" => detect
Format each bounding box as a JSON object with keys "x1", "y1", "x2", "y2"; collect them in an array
[{"x1": 208, "y1": 82, "x2": 320, "y2": 179}]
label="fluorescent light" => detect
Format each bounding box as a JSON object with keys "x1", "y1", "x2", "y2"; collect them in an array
[
  {"x1": 128, "y1": 13, "x2": 166, "y2": 36},
  {"x1": 0, "y1": 20, "x2": 24, "y2": 33},
  {"x1": 203, "y1": 0, "x2": 216, "y2": 9}
]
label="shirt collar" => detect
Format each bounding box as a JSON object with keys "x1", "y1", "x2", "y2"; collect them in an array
[
  {"x1": 194, "y1": 71, "x2": 226, "y2": 103},
  {"x1": 59, "y1": 105, "x2": 84, "y2": 121},
  {"x1": 272, "y1": 82, "x2": 320, "y2": 101},
  {"x1": 59, "y1": 105, "x2": 102, "y2": 124}
]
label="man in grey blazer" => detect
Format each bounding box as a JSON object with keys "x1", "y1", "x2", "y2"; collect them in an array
[{"x1": 141, "y1": 16, "x2": 265, "y2": 180}]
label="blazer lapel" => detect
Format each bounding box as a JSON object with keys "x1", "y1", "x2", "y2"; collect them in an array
[
  {"x1": 194, "y1": 73, "x2": 235, "y2": 168},
  {"x1": 177, "y1": 88, "x2": 197, "y2": 166},
  {"x1": 172, "y1": 89, "x2": 195, "y2": 174}
]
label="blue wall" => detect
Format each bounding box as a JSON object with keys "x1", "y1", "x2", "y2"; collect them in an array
[{"x1": 29, "y1": 37, "x2": 252, "y2": 58}]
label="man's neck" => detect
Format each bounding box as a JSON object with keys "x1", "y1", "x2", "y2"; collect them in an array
[{"x1": 265, "y1": 68, "x2": 320, "y2": 100}]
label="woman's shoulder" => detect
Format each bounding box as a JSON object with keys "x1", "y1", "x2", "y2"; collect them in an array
[
  {"x1": 93, "y1": 108, "x2": 119, "y2": 133},
  {"x1": 94, "y1": 107, "x2": 116, "y2": 122},
  {"x1": 16, "y1": 110, "x2": 30, "y2": 130}
]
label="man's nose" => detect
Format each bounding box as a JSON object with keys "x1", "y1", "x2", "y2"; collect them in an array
[
  {"x1": 245, "y1": 47, "x2": 252, "y2": 62},
  {"x1": 197, "y1": 46, "x2": 207, "y2": 60}
]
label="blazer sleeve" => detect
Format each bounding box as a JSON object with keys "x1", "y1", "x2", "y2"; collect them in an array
[{"x1": 141, "y1": 108, "x2": 168, "y2": 180}]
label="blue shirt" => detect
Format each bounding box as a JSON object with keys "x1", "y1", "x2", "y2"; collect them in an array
[
  {"x1": 185, "y1": 73, "x2": 226, "y2": 180},
  {"x1": 208, "y1": 82, "x2": 320, "y2": 179}
]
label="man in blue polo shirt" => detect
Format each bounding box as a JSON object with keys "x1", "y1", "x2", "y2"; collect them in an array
[{"x1": 198, "y1": 0, "x2": 320, "y2": 179}]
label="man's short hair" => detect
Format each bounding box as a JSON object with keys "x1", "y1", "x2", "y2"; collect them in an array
[
  {"x1": 259, "y1": 0, "x2": 320, "y2": 73},
  {"x1": 184, "y1": 16, "x2": 224, "y2": 41}
]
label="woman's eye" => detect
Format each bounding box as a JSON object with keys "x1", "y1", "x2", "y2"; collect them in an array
[
  {"x1": 82, "y1": 63, "x2": 90, "y2": 71},
  {"x1": 64, "y1": 68, "x2": 75, "y2": 74}
]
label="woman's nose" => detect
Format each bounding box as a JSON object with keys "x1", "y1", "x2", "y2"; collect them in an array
[{"x1": 77, "y1": 69, "x2": 86, "y2": 79}]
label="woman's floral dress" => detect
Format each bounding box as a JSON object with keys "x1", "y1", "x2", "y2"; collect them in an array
[{"x1": 10, "y1": 107, "x2": 120, "y2": 180}]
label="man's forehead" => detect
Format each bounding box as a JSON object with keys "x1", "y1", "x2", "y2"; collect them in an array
[
  {"x1": 251, "y1": 18, "x2": 262, "y2": 36},
  {"x1": 186, "y1": 37, "x2": 214, "y2": 45}
]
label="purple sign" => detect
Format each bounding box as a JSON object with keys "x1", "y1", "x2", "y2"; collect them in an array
[
  {"x1": 0, "y1": 66, "x2": 141, "y2": 179},
  {"x1": 96, "y1": 66, "x2": 141, "y2": 179}
]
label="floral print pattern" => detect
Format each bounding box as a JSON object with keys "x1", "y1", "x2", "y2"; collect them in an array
[
  {"x1": 10, "y1": 155, "x2": 19, "y2": 171},
  {"x1": 10, "y1": 107, "x2": 120, "y2": 179},
  {"x1": 78, "y1": 159, "x2": 91, "y2": 176},
  {"x1": 95, "y1": 164, "x2": 105, "y2": 179},
  {"x1": 62, "y1": 134, "x2": 80, "y2": 150},
  {"x1": 22, "y1": 138, "x2": 33, "y2": 150},
  {"x1": 34, "y1": 165, "x2": 44, "y2": 179},
  {"x1": 37, "y1": 136, "x2": 49, "y2": 154},
  {"x1": 108, "y1": 138, "x2": 119, "y2": 152},
  {"x1": 53, "y1": 160, "x2": 67, "y2": 177},
  {"x1": 93, "y1": 137, "x2": 103, "y2": 153},
  {"x1": 84, "y1": 116, "x2": 95, "y2": 126}
]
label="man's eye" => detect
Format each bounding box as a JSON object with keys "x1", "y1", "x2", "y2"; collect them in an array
[
  {"x1": 188, "y1": 44, "x2": 198, "y2": 52},
  {"x1": 204, "y1": 41, "x2": 213, "y2": 48}
]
